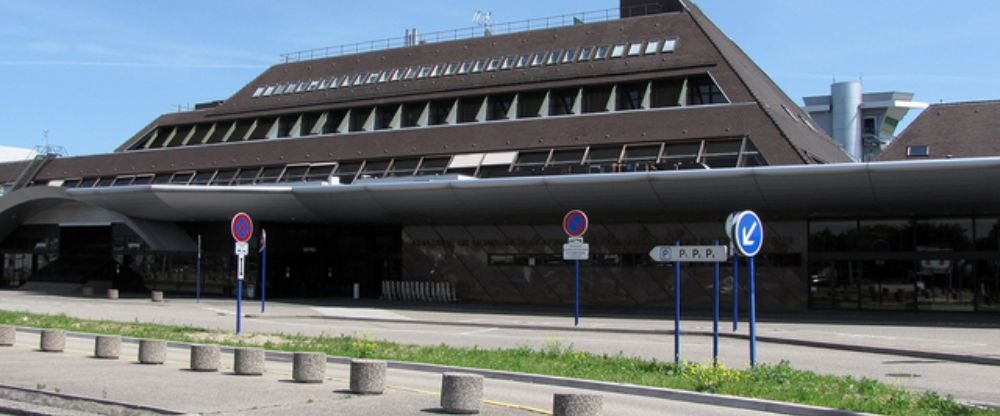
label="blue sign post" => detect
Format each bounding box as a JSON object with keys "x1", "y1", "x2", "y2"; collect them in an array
[
  {"x1": 562, "y1": 210, "x2": 589, "y2": 327},
  {"x1": 231, "y1": 212, "x2": 253, "y2": 335},
  {"x1": 733, "y1": 210, "x2": 763, "y2": 367},
  {"x1": 196, "y1": 234, "x2": 202, "y2": 304},
  {"x1": 673, "y1": 240, "x2": 681, "y2": 366},
  {"x1": 260, "y1": 228, "x2": 267, "y2": 314},
  {"x1": 712, "y1": 239, "x2": 720, "y2": 366},
  {"x1": 725, "y1": 212, "x2": 739, "y2": 332}
]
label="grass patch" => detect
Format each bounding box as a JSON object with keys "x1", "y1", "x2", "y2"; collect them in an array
[{"x1": 0, "y1": 309, "x2": 994, "y2": 415}]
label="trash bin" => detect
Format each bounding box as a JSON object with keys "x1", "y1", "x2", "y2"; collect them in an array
[
  {"x1": 353, "y1": 283, "x2": 360, "y2": 300},
  {"x1": 246, "y1": 284, "x2": 256, "y2": 299}
]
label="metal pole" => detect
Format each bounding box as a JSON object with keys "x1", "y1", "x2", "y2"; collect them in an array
[
  {"x1": 749, "y1": 256, "x2": 757, "y2": 368},
  {"x1": 574, "y1": 259, "x2": 580, "y2": 327},
  {"x1": 674, "y1": 240, "x2": 681, "y2": 366},
  {"x1": 196, "y1": 234, "x2": 201, "y2": 304},
  {"x1": 713, "y1": 239, "x2": 720, "y2": 366},
  {"x1": 261, "y1": 231, "x2": 266, "y2": 314},
  {"x1": 733, "y1": 254, "x2": 739, "y2": 332},
  {"x1": 237, "y1": 277, "x2": 243, "y2": 334}
]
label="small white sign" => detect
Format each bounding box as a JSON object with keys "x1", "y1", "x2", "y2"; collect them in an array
[
  {"x1": 649, "y1": 245, "x2": 728, "y2": 263},
  {"x1": 235, "y1": 242, "x2": 249, "y2": 256},
  {"x1": 563, "y1": 239, "x2": 590, "y2": 261}
]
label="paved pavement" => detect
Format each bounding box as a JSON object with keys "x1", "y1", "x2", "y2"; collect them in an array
[
  {"x1": 0, "y1": 330, "x2": 781, "y2": 416},
  {"x1": 1, "y1": 289, "x2": 999, "y2": 410}
]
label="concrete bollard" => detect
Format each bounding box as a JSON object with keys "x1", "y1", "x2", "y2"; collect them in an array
[
  {"x1": 190, "y1": 345, "x2": 220, "y2": 372},
  {"x1": 138, "y1": 339, "x2": 167, "y2": 364},
  {"x1": 151, "y1": 291, "x2": 164, "y2": 302},
  {"x1": 107, "y1": 289, "x2": 119, "y2": 300},
  {"x1": 40, "y1": 329, "x2": 65, "y2": 352},
  {"x1": 94, "y1": 335, "x2": 121, "y2": 359},
  {"x1": 553, "y1": 394, "x2": 603, "y2": 416},
  {"x1": 81, "y1": 287, "x2": 94, "y2": 297},
  {"x1": 234, "y1": 348, "x2": 265, "y2": 375},
  {"x1": 292, "y1": 352, "x2": 326, "y2": 383},
  {"x1": 349, "y1": 359, "x2": 387, "y2": 394},
  {"x1": 440, "y1": 372, "x2": 483, "y2": 414},
  {"x1": 0, "y1": 325, "x2": 14, "y2": 346}
]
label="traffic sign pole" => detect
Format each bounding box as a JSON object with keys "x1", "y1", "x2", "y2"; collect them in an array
[
  {"x1": 574, "y1": 259, "x2": 580, "y2": 327},
  {"x1": 237, "y1": 278, "x2": 243, "y2": 334},
  {"x1": 674, "y1": 240, "x2": 681, "y2": 366},
  {"x1": 231, "y1": 212, "x2": 253, "y2": 335},
  {"x1": 196, "y1": 234, "x2": 202, "y2": 304},
  {"x1": 261, "y1": 230, "x2": 267, "y2": 314},
  {"x1": 733, "y1": 255, "x2": 739, "y2": 332},
  {"x1": 713, "y1": 239, "x2": 719, "y2": 366},
  {"x1": 749, "y1": 256, "x2": 757, "y2": 367}
]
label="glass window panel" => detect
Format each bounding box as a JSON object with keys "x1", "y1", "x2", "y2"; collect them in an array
[
  {"x1": 257, "y1": 167, "x2": 284, "y2": 183},
  {"x1": 975, "y1": 218, "x2": 998, "y2": 250},
  {"x1": 387, "y1": 159, "x2": 420, "y2": 177},
  {"x1": 546, "y1": 50, "x2": 561, "y2": 65},
  {"x1": 417, "y1": 157, "x2": 449, "y2": 175},
  {"x1": 501, "y1": 55, "x2": 515, "y2": 70},
  {"x1": 430, "y1": 64, "x2": 443, "y2": 77},
  {"x1": 304, "y1": 164, "x2": 336, "y2": 182},
  {"x1": 594, "y1": 45, "x2": 609, "y2": 60},
  {"x1": 515, "y1": 54, "x2": 530, "y2": 68},
  {"x1": 170, "y1": 172, "x2": 194, "y2": 185},
  {"x1": 341, "y1": 75, "x2": 353, "y2": 87},
  {"x1": 359, "y1": 160, "x2": 390, "y2": 178},
  {"x1": 644, "y1": 40, "x2": 660, "y2": 55},
  {"x1": 561, "y1": 49, "x2": 576, "y2": 64},
  {"x1": 152, "y1": 175, "x2": 171, "y2": 185},
  {"x1": 328, "y1": 76, "x2": 340, "y2": 89},
  {"x1": 915, "y1": 218, "x2": 973, "y2": 251},
  {"x1": 587, "y1": 146, "x2": 622, "y2": 163},
  {"x1": 211, "y1": 169, "x2": 236, "y2": 185},
  {"x1": 132, "y1": 176, "x2": 153, "y2": 185},
  {"x1": 809, "y1": 220, "x2": 857, "y2": 252},
  {"x1": 111, "y1": 176, "x2": 133, "y2": 187},
  {"x1": 627, "y1": 42, "x2": 643, "y2": 56},
  {"x1": 486, "y1": 58, "x2": 500, "y2": 71},
  {"x1": 458, "y1": 62, "x2": 472, "y2": 74},
  {"x1": 279, "y1": 166, "x2": 308, "y2": 183},
  {"x1": 472, "y1": 59, "x2": 487, "y2": 73},
  {"x1": 307, "y1": 80, "x2": 320, "y2": 91},
  {"x1": 252, "y1": 87, "x2": 265, "y2": 98},
  {"x1": 352, "y1": 73, "x2": 366, "y2": 86},
  {"x1": 189, "y1": 171, "x2": 214, "y2": 185},
  {"x1": 417, "y1": 66, "x2": 432, "y2": 79},
  {"x1": 663, "y1": 38, "x2": 677, "y2": 53},
  {"x1": 549, "y1": 148, "x2": 586, "y2": 165},
  {"x1": 233, "y1": 168, "x2": 260, "y2": 185},
  {"x1": 367, "y1": 72, "x2": 381, "y2": 84},
  {"x1": 335, "y1": 162, "x2": 362, "y2": 184},
  {"x1": 578, "y1": 46, "x2": 594, "y2": 62},
  {"x1": 296, "y1": 81, "x2": 308, "y2": 92},
  {"x1": 514, "y1": 151, "x2": 550, "y2": 166},
  {"x1": 531, "y1": 52, "x2": 546, "y2": 67},
  {"x1": 262, "y1": 85, "x2": 275, "y2": 96},
  {"x1": 623, "y1": 144, "x2": 660, "y2": 161},
  {"x1": 858, "y1": 220, "x2": 912, "y2": 252},
  {"x1": 378, "y1": 71, "x2": 390, "y2": 83},
  {"x1": 661, "y1": 142, "x2": 701, "y2": 169},
  {"x1": 390, "y1": 69, "x2": 403, "y2": 81},
  {"x1": 611, "y1": 44, "x2": 626, "y2": 58},
  {"x1": 444, "y1": 63, "x2": 459, "y2": 76},
  {"x1": 403, "y1": 67, "x2": 417, "y2": 80}
]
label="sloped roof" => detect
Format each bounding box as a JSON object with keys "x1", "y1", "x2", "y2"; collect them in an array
[
  {"x1": 682, "y1": 1, "x2": 852, "y2": 163},
  {"x1": 876, "y1": 100, "x2": 1000, "y2": 161}
]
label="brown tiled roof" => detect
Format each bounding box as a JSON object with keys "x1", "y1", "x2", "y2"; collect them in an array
[{"x1": 876, "y1": 100, "x2": 1000, "y2": 161}]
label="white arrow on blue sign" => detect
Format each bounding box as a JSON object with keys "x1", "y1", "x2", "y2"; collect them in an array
[{"x1": 733, "y1": 210, "x2": 763, "y2": 257}]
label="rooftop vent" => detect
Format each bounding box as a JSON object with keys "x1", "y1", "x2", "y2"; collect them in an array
[
  {"x1": 194, "y1": 100, "x2": 224, "y2": 110},
  {"x1": 620, "y1": 0, "x2": 685, "y2": 18}
]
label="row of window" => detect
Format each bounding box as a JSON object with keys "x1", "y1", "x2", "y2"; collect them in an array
[
  {"x1": 62, "y1": 138, "x2": 765, "y2": 189},
  {"x1": 133, "y1": 74, "x2": 727, "y2": 150},
  {"x1": 253, "y1": 38, "x2": 678, "y2": 99}
]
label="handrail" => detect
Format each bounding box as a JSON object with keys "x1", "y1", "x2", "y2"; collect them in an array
[{"x1": 278, "y1": 4, "x2": 670, "y2": 63}]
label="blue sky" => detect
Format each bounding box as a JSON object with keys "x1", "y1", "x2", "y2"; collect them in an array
[{"x1": 2, "y1": 0, "x2": 998, "y2": 156}]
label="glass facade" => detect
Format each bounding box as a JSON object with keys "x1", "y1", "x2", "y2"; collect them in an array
[{"x1": 809, "y1": 217, "x2": 1000, "y2": 312}]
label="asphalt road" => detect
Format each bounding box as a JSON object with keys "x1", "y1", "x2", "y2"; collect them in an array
[{"x1": 1, "y1": 290, "x2": 998, "y2": 408}]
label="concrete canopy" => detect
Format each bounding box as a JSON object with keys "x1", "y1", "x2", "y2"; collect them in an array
[{"x1": 57, "y1": 157, "x2": 1000, "y2": 225}]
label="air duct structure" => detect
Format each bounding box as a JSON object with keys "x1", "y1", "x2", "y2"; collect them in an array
[{"x1": 831, "y1": 81, "x2": 863, "y2": 161}]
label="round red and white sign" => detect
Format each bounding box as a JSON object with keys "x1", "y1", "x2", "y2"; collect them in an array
[
  {"x1": 231, "y1": 212, "x2": 254, "y2": 243},
  {"x1": 563, "y1": 209, "x2": 589, "y2": 238}
]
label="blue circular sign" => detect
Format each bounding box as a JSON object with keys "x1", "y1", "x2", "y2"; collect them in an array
[
  {"x1": 563, "y1": 209, "x2": 589, "y2": 238},
  {"x1": 231, "y1": 212, "x2": 253, "y2": 243},
  {"x1": 734, "y1": 210, "x2": 763, "y2": 257}
]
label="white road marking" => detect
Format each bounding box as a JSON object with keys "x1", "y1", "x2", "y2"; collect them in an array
[{"x1": 460, "y1": 327, "x2": 500, "y2": 336}]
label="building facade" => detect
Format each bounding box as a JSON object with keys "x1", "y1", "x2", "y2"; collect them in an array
[{"x1": 1, "y1": 1, "x2": 998, "y2": 313}]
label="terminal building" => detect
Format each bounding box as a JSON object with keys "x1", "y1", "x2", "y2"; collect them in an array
[{"x1": 1, "y1": 0, "x2": 998, "y2": 313}]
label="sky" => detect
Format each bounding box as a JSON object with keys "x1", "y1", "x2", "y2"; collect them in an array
[{"x1": 1, "y1": 0, "x2": 999, "y2": 157}]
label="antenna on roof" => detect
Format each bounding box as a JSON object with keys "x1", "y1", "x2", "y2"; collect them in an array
[
  {"x1": 34, "y1": 130, "x2": 67, "y2": 157},
  {"x1": 473, "y1": 10, "x2": 493, "y2": 36}
]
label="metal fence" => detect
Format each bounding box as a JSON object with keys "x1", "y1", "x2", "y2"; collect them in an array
[{"x1": 278, "y1": 6, "x2": 657, "y2": 63}]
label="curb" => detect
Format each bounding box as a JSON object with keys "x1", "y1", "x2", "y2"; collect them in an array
[
  {"x1": 0, "y1": 382, "x2": 190, "y2": 416},
  {"x1": 243, "y1": 313, "x2": 1000, "y2": 367},
  {"x1": 13, "y1": 327, "x2": 872, "y2": 416}
]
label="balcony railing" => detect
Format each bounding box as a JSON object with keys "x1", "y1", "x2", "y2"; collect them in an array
[{"x1": 278, "y1": 4, "x2": 671, "y2": 63}]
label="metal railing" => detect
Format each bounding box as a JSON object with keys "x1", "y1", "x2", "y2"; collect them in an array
[{"x1": 278, "y1": 5, "x2": 670, "y2": 63}]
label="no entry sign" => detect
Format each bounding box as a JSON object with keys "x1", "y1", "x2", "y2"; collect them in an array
[
  {"x1": 563, "y1": 209, "x2": 589, "y2": 238},
  {"x1": 231, "y1": 212, "x2": 253, "y2": 243}
]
